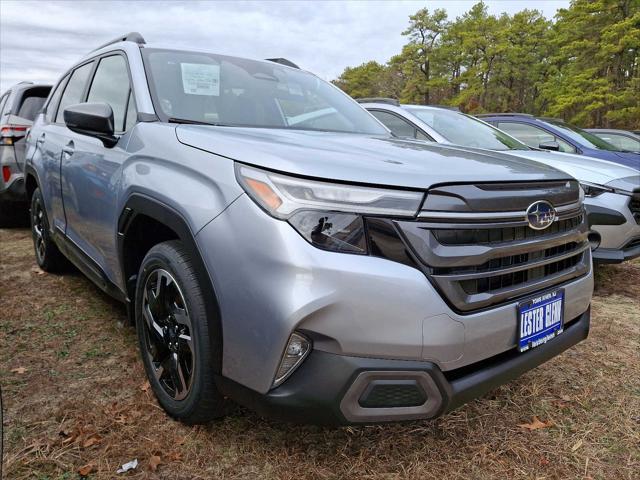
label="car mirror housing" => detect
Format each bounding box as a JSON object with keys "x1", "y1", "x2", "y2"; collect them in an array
[
  {"x1": 538, "y1": 140, "x2": 561, "y2": 151},
  {"x1": 63, "y1": 103, "x2": 118, "y2": 148}
]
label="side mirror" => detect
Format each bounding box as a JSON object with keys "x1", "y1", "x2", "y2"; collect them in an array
[
  {"x1": 538, "y1": 140, "x2": 560, "y2": 151},
  {"x1": 63, "y1": 103, "x2": 118, "y2": 148}
]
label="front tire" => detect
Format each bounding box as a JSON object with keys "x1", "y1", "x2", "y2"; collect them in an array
[
  {"x1": 135, "y1": 240, "x2": 224, "y2": 424},
  {"x1": 30, "y1": 188, "x2": 67, "y2": 272}
]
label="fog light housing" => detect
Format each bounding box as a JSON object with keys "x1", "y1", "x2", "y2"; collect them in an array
[{"x1": 272, "y1": 332, "x2": 311, "y2": 388}]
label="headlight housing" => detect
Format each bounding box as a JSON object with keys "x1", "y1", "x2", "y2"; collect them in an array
[
  {"x1": 580, "y1": 181, "x2": 614, "y2": 198},
  {"x1": 236, "y1": 164, "x2": 424, "y2": 253}
]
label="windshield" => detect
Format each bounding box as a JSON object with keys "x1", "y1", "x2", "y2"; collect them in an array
[
  {"x1": 541, "y1": 119, "x2": 621, "y2": 151},
  {"x1": 406, "y1": 107, "x2": 529, "y2": 151},
  {"x1": 142, "y1": 49, "x2": 387, "y2": 135}
]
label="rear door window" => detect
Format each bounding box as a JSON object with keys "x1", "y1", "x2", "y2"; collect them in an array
[
  {"x1": 498, "y1": 122, "x2": 576, "y2": 153},
  {"x1": 56, "y1": 62, "x2": 94, "y2": 124},
  {"x1": 87, "y1": 55, "x2": 134, "y2": 132},
  {"x1": 45, "y1": 76, "x2": 69, "y2": 123}
]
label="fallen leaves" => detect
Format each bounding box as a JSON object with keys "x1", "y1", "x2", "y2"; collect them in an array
[
  {"x1": 10, "y1": 366, "x2": 27, "y2": 374},
  {"x1": 78, "y1": 463, "x2": 95, "y2": 476},
  {"x1": 149, "y1": 454, "x2": 162, "y2": 471},
  {"x1": 518, "y1": 416, "x2": 554, "y2": 431}
]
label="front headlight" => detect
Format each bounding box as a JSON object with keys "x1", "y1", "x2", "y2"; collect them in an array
[
  {"x1": 580, "y1": 181, "x2": 614, "y2": 198},
  {"x1": 235, "y1": 164, "x2": 424, "y2": 253}
]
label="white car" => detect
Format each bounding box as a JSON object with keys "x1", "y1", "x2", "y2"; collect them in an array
[{"x1": 361, "y1": 100, "x2": 640, "y2": 264}]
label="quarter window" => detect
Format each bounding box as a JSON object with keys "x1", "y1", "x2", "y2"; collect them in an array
[
  {"x1": 56, "y1": 62, "x2": 94, "y2": 123},
  {"x1": 370, "y1": 110, "x2": 419, "y2": 139},
  {"x1": 87, "y1": 55, "x2": 134, "y2": 132},
  {"x1": 0, "y1": 93, "x2": 10, "y2": 118}
]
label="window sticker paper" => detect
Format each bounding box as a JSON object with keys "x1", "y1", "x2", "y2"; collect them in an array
[{"x1": 181, "y1": 63, "x2": 220, "y2": 96}]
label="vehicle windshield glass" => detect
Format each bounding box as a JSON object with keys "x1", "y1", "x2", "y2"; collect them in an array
[
  {"x1": 541, "y1": 119, "x2": 620, "y2": 151},
  {"x1": 406, "y1": 107, "x2": 529, "y2": 151},
  {"x1": 142, "y1": 48, "x2": 388, "y2": 135}
]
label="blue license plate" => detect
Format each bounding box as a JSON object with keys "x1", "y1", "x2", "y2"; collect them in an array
[{"x1": 517, "y1": 289, "x2": 564, "y2": 352}]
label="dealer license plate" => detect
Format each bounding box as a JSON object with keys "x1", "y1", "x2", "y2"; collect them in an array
[{"x1": 517, "y1": 289, "x2": 564, "y2": 353}]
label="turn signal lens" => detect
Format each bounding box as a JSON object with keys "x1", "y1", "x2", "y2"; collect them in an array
[
  {"x1": 272, "y1": 332, "x2": 311, "y2": 388},
  {"x1": 244, "y1": 177, "x2": 283, "y2": 210}
]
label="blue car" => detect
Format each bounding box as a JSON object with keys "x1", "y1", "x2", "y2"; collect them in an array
[{"x1": 477, "y1": 114, "x2": 639, "y2": 170}]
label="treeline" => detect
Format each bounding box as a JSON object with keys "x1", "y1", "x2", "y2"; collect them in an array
[{"x1": 333, "y1": 0, "x2": 640, "y2": 128}]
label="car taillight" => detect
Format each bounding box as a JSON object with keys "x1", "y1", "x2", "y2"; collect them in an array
[
  {"x1": 2, "y1": 166, "x2": 11, "y2": 182},
  {"x1": 0, "y1": 124, "x2": 28, "y2": 145}
]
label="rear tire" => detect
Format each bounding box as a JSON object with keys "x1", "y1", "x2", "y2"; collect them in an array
[
  {"x1": 30, "y1": 188, "x2": 67, "y2": 272},
  {"x1": 135, "y1": 240, "x2": 225, "y2": 424}
]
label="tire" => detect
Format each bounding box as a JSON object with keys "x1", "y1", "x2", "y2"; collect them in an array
[
  {"x1": 30, "y1": 188, "x2": 67, "y2": 272},
  {"x1": 135, "y1": 240, "x2": 224, "y2": 424}
]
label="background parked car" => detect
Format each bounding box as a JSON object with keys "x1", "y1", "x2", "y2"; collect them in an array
[
  {"x1": 585, "y1": 129, "x2": 640, "y2": 154},
  {"x1": 0, "y1": 82, "x2": 52, "y2": 225},
  {"x1": 361, "y1": 100, "x2": 640, "y2": 264},
  {"x1": 475, "y1": 113, "x2": 639, "y2": 170}
]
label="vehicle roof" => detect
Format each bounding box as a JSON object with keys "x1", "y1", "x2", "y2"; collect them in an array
[
  {"x1": 2, "y1": 82, "x2": 52, "y2": 96},
  {"x1": 586, "y1": 128, "x2": 640, "y2": 136}
]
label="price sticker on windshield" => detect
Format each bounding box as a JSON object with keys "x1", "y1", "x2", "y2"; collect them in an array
[{"x1": 181, "y1": 63, "x2": 220, "y2": 96}]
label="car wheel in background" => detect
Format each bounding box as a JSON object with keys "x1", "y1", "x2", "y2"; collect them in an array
[{"x1": 30, "y1": 188, "x2": 67, "y2": 272}]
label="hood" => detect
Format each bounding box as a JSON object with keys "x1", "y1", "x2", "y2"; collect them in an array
[
  {"x1": 611, "y1": 151, "x2": 640, "y2": 170},
  {"x1": 175, "y1": 126, "x2": 570, "y2": 189},
  {"x1": 497, "y1": 150, "x2": 640, "y2": 185},
  {"x1": 606, "y1": 174, "x2": 640, "y2": 193},
  {"x1": 589, "y1": 149, "x2": 640, "y2": 170}
]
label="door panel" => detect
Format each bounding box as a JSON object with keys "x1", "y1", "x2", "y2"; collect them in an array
[{"x1": 60, "y1": 54, "x2": 137, "y2": 285}]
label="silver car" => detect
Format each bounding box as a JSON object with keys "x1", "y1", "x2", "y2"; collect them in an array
[
  {"x1": 25, "y1": 34, "x2": 593, "y2": 425},
  {"x1": 0, "y1": 82, "x2": 52, "y2": 225},
  {"x1": 362, "y1": 101, "x2": 640, "y2": 264}
]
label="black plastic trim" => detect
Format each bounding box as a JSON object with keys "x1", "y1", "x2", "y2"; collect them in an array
[
  {"x1": 117, "y1": 193, "x2": 224, "y2": 374},
  {"x1": 585, "y1": 204, "x2": 626, "y2": 227},
  {"x1": 218, "y1": 308, "x2": 590, "y2": 425}
]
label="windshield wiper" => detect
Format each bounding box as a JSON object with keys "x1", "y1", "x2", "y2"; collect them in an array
[{"x1": 167, "y1": 117, "x2": 234, "y2": 127}]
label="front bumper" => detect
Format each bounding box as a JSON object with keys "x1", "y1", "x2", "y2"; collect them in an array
[
  {"x1": 585, "y1": 192, "x2": 640, "y2": 263},
  {"x1": 219, "y1": 308, "x2": 590, "y2": 425},
  {"x1": 197, "y1": 194, "x2": 593, "y2": 395},
  {"x1": 592, "y1": 238, "x2": 640, "y2": 264}
]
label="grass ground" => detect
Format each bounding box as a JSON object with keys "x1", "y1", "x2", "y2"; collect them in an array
[{"x1": 1, "y1": 227, "x2": 639, "y2": 479}]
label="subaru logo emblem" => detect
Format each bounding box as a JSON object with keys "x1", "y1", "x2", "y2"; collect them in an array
[{"x1": 526, "y1": 201, "x2": 556, "y2": 230}]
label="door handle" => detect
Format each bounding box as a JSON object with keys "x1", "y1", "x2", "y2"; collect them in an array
[
  {"x1": 36, "y1": 134, "x2": 46, "y2": 145},
  {"x1": 62, "y1": 141, "x2": 75, "y2": 156}
]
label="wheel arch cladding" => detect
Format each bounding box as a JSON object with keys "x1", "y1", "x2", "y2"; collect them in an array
[{"x1": 118, "y1": 193, "x2": 224, "y2": 374}]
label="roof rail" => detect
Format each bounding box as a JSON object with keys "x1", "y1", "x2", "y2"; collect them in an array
[
  {"x1": 355, "y1": 97, "x2": 400, "y2": 106},
  {"x1": 265, "y1": 58, "x2": 299, "y2": 69},
  {"x1": 92, "y1": 32, "x2": 146, "y2": 52},
  {"x1": 476, "y1": 113, "x2": 534, "y2": 118}
]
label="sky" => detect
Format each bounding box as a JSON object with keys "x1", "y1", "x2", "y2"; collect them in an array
[{"x1": 0, "y1": 0, "x2": 570, "y2": 93}]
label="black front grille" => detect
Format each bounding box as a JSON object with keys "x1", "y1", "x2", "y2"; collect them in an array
[
  {"x1": 459, "y1": 251, "x2": 584, "y2": 295},
  {"x1": 432, "y1": 215, "x2": 582, "y2": 246}
]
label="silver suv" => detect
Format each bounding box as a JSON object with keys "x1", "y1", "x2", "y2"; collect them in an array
[
  {"x1": 0, "y1": 82, "x2": 51, "y2": 225},
  {"x1": 25, "y1": 33, "x2": 593, "y2": 425}
]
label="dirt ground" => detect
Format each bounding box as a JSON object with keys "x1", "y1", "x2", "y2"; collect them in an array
[{"x1": 1, "y1": 227, "x2": 639, "y2": 480}]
